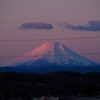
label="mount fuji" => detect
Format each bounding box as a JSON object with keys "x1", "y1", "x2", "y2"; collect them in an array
[
  {"x1": 6, "y1": 42, "x2": 98, "y2": 69},
  {"x1": 1, "y1": 42, "x2": 100, "y2": 73}
]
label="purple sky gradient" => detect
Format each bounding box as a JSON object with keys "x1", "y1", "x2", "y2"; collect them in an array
[{"x1": 0, "y1": 0, "x2": 100, "y2": 66}]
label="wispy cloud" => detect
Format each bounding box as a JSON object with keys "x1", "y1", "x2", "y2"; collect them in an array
[
  {"x1": 19, "y1": 22, "x2": 54, "y2": 30},
  {"x1": 59, "y1": 21, "x2": 100, "y2": 31}
]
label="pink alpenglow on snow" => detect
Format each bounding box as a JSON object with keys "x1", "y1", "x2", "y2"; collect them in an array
[{"x1": 6, "y1": 42, "x2": 98, "y2": 68}]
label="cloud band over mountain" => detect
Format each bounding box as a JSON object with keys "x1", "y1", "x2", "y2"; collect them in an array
[
  {"x1": 19, "y1": 22, "x2": 54, "y2": 30},
  {"x1": 60, "y1": 21, "x2": 100, "y2": 31}
]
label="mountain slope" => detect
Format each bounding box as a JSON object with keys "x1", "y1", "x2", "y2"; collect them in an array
[{"x1": 6, "y1": 42, "x2": 98, "y2": 68}]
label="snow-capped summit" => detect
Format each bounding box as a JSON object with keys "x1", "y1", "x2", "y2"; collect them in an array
[{"x1": 7, "y1": 42, "x2": 97, "y2": 67}]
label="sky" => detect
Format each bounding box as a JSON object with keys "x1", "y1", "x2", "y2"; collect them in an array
[{"x1": 0, "y1": 0, "x2": 100, "y2": 66}]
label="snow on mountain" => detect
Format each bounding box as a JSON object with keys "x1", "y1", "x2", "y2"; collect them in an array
[{"x1": 6, "y1": 42, "x2": 97, "y2": 67}]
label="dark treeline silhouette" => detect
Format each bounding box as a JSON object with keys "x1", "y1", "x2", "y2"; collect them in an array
[{"x1": 0, "y1": 71, "x2": 100, "y2": 100}]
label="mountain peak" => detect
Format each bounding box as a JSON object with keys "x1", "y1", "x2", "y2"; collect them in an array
[
  {"x1": 42, "y1": 41, "x2": 62, "y2": 46},
  {"x1": 5, "y1": 42, "x2": 98, "y2": 67}
]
